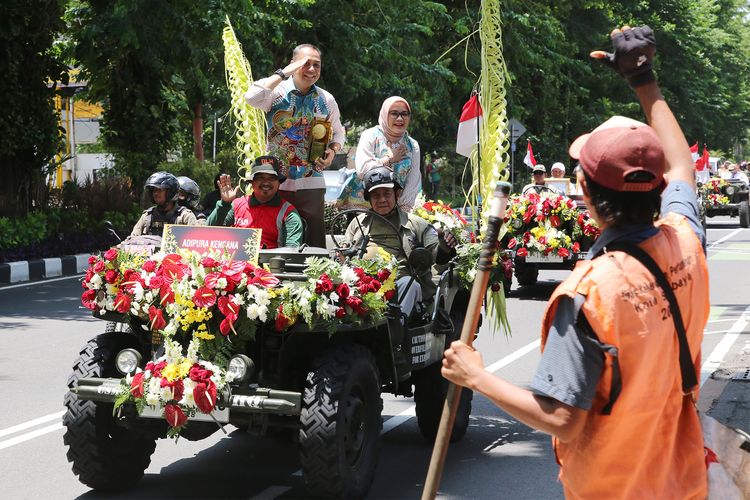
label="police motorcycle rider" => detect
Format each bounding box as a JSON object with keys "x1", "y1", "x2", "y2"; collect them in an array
[
  {"x1": 130, "y1": 171, "x2": 198, "y2": 237},
  {"x1": 176, "y1": 175, "x2": 206, "y2": 224},
  {"x1": 342, "y1": 167, "x2": 458, "y2": 320}
]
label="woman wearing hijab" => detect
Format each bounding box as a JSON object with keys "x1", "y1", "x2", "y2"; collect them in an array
[{"x1": 337, "y1": 96, "x2": 421, "y2": 210}]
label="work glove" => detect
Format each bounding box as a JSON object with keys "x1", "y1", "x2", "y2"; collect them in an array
[{"x1": 591, "y1": 25, "x2": 656, "y2": 87}]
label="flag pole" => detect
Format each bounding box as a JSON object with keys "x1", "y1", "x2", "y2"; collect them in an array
[
  {"x1": 475, "y1": 91, "x2": 482, "y2": 236},
  {"x1": 421, "y1": 181, "x2": 511, "y2": 500}
]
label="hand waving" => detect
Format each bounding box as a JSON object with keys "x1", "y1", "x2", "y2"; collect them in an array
[
  {"x1": 218, "y1": 174, "x2": 241, "y2": 204},
  {"x1": 590, "y1": 25, "x2": 656, "y2": 87}
]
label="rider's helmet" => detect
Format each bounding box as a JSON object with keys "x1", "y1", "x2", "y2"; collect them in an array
[
  {"x1": 176, "y1": 176, "x2": 201, "y2": 209},
  {"x1": 144, "y1": 172, "x2": 179, "y2": 207},
  {"x1": 363, "y1": 167, "x2": 402, "y2": 201}
]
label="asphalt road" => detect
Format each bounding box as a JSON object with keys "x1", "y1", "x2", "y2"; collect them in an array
[{"x1": 1, "y1": 217, "x2": 748, "y2": 499}]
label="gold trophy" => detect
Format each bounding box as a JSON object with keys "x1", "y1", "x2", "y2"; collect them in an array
[{"x1": 308, "y1": 118, "x2": 332, "y2": 165}]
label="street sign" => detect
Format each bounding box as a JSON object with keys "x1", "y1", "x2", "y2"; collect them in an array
[{"x1": 508, "y1": 118, "x2": 526, "y2": 143}]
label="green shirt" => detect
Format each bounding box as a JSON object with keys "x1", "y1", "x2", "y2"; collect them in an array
[{"x1": 206, "y1": 193, "x2": 304, "y2": 248}]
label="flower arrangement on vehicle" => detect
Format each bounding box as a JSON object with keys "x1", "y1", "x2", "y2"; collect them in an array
[
  {"x1": 81, "y1": 246, "x2": 397, "y2": 433},
  {"x1": 412, "y1": 194, "x2": 474, "y2": 244},
  {"x1": 699, "y1": 178, "x2": 730, "y2": 208},
  {"x1": 503, "y1": 192, "x2": 599, "y2": 257}
]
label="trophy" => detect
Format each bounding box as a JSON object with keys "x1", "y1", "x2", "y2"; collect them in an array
[{"x1": 308, "y1": 117, "x2": 333, "y2": 164}]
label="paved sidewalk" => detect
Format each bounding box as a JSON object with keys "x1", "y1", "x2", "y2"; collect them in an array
[{"x1": 0, "y1": 253, "x2": 91, "y2": 284}]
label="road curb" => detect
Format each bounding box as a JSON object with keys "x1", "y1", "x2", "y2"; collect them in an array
[{"x1": 0, "y1": 254, "x2": 91, "y2": 284}]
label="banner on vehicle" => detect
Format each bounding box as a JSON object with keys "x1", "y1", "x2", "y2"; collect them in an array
[{"x1": 162, "y1": 225, "x2": 262, "y2": 263}]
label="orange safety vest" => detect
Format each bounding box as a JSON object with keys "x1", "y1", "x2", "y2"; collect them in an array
[{"x1": 540, "y1": 213, "x2": 709, "y2": 499}]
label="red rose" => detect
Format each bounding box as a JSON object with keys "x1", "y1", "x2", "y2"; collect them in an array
[
  {"x1": 516, "y1": 247, "x2": 528, "y2": 258},
  {"x1": 315, "y1": 274, "x2": 334, "y2": 294},
  {"x1": 160, "y1": 377, "x2": 184, "y2": 402},
  {"x1": 192, "y1": 286, "x2": 217, "y2": 308},
  {"x1": 377, "y1": 269, "x2": 391, "y2": 282},
  {"x1": 147, "y1": 360, "x2": 167, "y2": 378},
  {"x1": 336, "y1": 283, "x2": 350, "y2": 299},
  {"x1": 345, "y1": 296, "x2": 367, "y2": 315},
  {"x1": 93, "y1": 260, "x2": 105, "y2": 273},
  {"x1": 130, "y1": 372, "x2": 145, "y2": 398},
  {"x1": 88, "y1": 255, "x2": 97, "y2": 265},
  {"x1": 335, "y1": 307, "x2": 346, "y2": 318},
  {"x1": 104, "y1": 269, "x2": 119, "y2": 284},
  {"x1": 148, "y1": 305, "x2": 167, "y2": 331},
  {"x1": 103, "y1": 248, "x2": 118, "y2": 262},
  {"x1": 384, "y1": 289, "x2": 396, "y2": 301},
  {"x1": 353, "y1": 267, "x2": 366, "y2": 279},
  {"x1": 149, "y1": 274, "x2": 165, "y2": 290},
  {"x1": 507, "y1": 237, "x2": 517, "y2": 249},
  {"x1": 114, "y1": 292, "x2": 131, "y2": 313},
  {"x1": 370, "y1": 280, "x2": 382, "y2": 292},
  {"x1": 81, "y1": 289, "x2": 97, "y2": 310},
  {"x1": 193, "y1": 381, "x2": 218, "y2": 414},
  {"x1": 189, "y1": 364, "x2": 213, "y2": 384},
  {"x1": 142, "y1": 260, "x2": 157, "y2": 273},
  {"x1": 164, "y1": 403, "x2": 187, "y2": 429},
  {"x1": 84, "y1": 268, "x2": 94, "y2": 285}
]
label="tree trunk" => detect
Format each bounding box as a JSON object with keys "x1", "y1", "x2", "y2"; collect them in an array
[{"x1": 193, "y1": 101, "x2": 204, "y2": 162}]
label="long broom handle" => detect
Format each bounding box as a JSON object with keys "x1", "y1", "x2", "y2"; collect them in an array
[{"x1": 421, "y1": 181, "x2": 511, "y2": 500}]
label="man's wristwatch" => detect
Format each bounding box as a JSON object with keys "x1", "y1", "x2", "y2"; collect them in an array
[{"x1": 274, "y1": 68, "x2": 286, "y2": 79}]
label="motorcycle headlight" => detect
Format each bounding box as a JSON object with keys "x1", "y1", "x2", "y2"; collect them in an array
[
  {"x1": 227, "y1": 355, "x2": 255, "y2": 383},
  {"x1": 116, "y1": 348, "x2": 142, "y2": 375}
]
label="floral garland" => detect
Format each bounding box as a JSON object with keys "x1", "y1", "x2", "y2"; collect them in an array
[
  {"x1": 504, "y1": 192, "x2": 599, "y2": 257},
  {"x1": 81, "y1": 247, "x2": 397, "y2": 434},
  {"x1": 700, "y1": 178, "x2": 730, "y2": 208},
  {"x1": 412, "y1": 194, "x2": 473, "y2": 243}
]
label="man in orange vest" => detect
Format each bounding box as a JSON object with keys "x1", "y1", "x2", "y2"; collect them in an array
[
  {"x1": 206, "y1": 156, "x2": 304, "y2": 249},
  {"x1": 442, "y1": 26, "x2": 709, "y2": 499}
]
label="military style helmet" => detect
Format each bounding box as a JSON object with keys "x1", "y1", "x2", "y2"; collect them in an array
[
  {"x1": 363, "y1": 167, "x2": 402, "y2": 201},
  {"x1": 177, "y1": 176, "x2": 201, "y2": 208},
  {"x1": 144, "y1": 171, "x2": 179, "y2": 203}
]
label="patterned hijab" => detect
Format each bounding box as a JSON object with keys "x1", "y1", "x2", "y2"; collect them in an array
[{"x1": 378, "y1": 96, "x2": 411, "y2": 143}]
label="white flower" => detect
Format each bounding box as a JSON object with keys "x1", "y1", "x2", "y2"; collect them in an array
[
  {"x1": 340, "y1": 267, "x2": 358, "y2": 285},
  {"x1": 217, "y1": 277, "x2": 228, "y2": 290},
  {"x1": 90, "y1": 273, "x2": 103, "y2": 289},
  {"x1": 181, "y1": 379, "x2": 197, "y2": 408},
  {"x1": 132, "y1": 282, "x2": 144, "y2": 302}
]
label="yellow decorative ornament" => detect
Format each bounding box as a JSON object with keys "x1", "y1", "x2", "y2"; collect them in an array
[
  {"x1": 223, "y1": 18, "x2": 267, "y2": 184},
  {"x1": 311, "y1": 123, "x2": 327, "y2": 140}
]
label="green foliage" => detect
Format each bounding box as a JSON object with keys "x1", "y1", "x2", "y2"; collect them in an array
[
  {"x1": 0, "y1": 213, "x2": 49, "y2": 250},
  {"x1": 0, "y1": 0, "x2": 68, "y2": 217}
]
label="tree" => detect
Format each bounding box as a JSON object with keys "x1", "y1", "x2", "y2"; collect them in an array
[{"x1": 0, "y1": 0, "x2": 68, "y2": 217}]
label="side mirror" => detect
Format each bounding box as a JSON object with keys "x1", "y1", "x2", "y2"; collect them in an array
[{"x1": 103, "y1": 220, "x2": 122, "y2": 242}]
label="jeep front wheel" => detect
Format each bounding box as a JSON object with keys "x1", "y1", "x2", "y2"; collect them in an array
[
  {"x1": 739, "y1": 199, "x2": 749, "y2": 228},
  {"x1": 63, "y1": 334, "x2": 156, "y2": 490},
  {"x1": 514, "y1": 261, "x2": 539, "y2": 287},
  {"x1": 299, "y1": 344, "x2": 383, "y2": 498}
]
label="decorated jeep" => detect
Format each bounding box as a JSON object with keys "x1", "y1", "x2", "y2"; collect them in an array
[
  {"x1": 63, "y1": 219, "x2": 477, "y2": 498},
  {"x1": 699, "y1": 177, "x2": 750, "y2": 228},
  {"x1": 502, "y1": 192, "x2": 600, "y2": 288}
]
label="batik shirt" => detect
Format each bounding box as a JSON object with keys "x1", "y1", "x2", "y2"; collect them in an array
[{"x1": 246, "y1": 77, "x2": 345, "y2": 191}]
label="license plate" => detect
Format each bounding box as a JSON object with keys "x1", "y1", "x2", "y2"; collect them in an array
[
  {"x1": 525, "y1": 253, "x2": 563, "y2": 263},
  {"x1": 139, "y1": 405, "x2": 230, "y2": 423}
]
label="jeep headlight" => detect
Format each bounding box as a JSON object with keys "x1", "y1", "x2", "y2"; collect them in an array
[
  {"x1": 115, "y1": 348, "x2": 142, "y2": 375},
  {"x1": 726, "y1": 185, "x2": 737, "y2": 196},
  {"x1": 227, "y1": 354, "x2": 254, "y2": 383}
]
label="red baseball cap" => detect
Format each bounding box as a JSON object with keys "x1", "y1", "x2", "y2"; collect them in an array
[{"x1": 568, "y1": 116, "x2": 666, "y2": 192}]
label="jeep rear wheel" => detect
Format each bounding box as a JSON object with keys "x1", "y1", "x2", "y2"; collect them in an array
[
  {"x1": 739, "y1": 199, "x2": 749, "y2": 228},
  {"x1": 514, "y1": 261, "x2": 539, "y2": 287},
  {"x1": 299, "y1": 344, "x2": 383, "y2": 498},
  {"x1": 413, "y1": 312, "x2": 473, "y2": 443},
  {"x1": 63, "y1": 334, "x2": 156, "y2": 490}
]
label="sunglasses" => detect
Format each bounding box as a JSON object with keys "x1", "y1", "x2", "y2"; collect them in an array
[{"x1": 389, "y1": 110, "x2": 411, "y2": 119}]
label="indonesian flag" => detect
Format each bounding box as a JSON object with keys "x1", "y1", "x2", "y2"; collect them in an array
[
  {"x1": 690, "y1": 142, "x2": 699, "y2": 162},
  {"x1": 456, "y1": 95, "x2": 483, "y2": 157},
  {"x1": 523, "y1": 140, "x2": 537, "y2": 168},
  {"x1": 696, "y1": 146, "x2": 709, "y2": 171}
]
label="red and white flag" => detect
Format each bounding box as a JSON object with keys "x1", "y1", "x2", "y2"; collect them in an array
[
  {"x1": 523, "y1": 140, "x2": 537, "y2": 168},
  {"x1": 690, "y1": 142, "x2": 700, "y2": 162},
  {"x1": 456, "y1": 95, "x2": 483, "y2": 157},
  {"x1": 696, "y1": 146, "x2": 709, "y2": 171}
]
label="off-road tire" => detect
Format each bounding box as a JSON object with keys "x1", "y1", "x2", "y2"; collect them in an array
[
  {"x1": 739, "y1": 199, "x2": 749, "y2": 228},
  {"x1": 63, "y1": 333, "x2": 156, "y2": 490},
  {"x1": 514, "y1": 261, "x2": 539, "y2": 287},
  {"x1": 413, "y1": 312, "x2": 473, "y2": 443},
  {"x1": 299, "y1": 344, "x2": 383, "y2": 498}
]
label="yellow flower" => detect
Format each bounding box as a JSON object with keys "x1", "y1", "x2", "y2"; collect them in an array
[
  {"x1": 162, "y1": 363, "x2": 182, "y2": 382},
  {"x1": 195, "y1": 330, "x2": 215, "y2": 340},
  {"x1": 178, "y1": 359, "x2": 193, "y2": 378}
]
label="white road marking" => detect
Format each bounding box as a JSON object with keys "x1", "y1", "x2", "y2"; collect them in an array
[
  {"x1": 707, "y1": 228, "x2": 742, "y2": 251},
  {"x1": 0, "y1": 274, "x2": 82, "y2": 291},
  {"x1": 700, "y1": 304, "x2": 750, "y2": 387},
  {"x1": 0, "y1": 410, "x2": 64, "y2": 439},
  {"x1": 0, "y1": 423, "x2": 63, "y2": 451}
]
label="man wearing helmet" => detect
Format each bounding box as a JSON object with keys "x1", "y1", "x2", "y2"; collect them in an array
[
  {"x1": 131, "y1": 171, "x2": 198, "y2": 236},
  {"x1": 176, "y1": 176, "x2": 206, "y2": 224},
  {"x1": 343, "y1": 167, "x2": 457, "y2": 317},
  {"x1": 206, "y1": 156, "x2": 304, "y2": 249}
]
